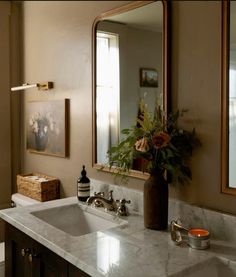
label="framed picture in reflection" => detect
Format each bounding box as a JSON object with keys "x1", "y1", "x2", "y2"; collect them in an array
[{"x1": 140, "y1": 68, "x2": 158, "y2": 88}]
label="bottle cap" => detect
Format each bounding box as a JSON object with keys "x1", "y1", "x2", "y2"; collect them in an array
[
  {"x1": 81, "y1": 165, "x2": 86, "y2": 176},
  {"x1": 78, "y1": 165, "x2": 90, "y2": 183}
]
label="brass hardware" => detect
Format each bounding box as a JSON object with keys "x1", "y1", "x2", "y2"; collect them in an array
[
  {"x1": 37, "y1": 82, "x2": 53, "y2": 90},
  {"x1": 21, "y1": 248, "x2": 30, "y2": 257},
  {"x1": 28, "y1": 253, "x2": 34, "y2": 263},
  {"x1": 28, "y1": 251, "x2": 39, "y2": 263},
  {"x1": 11, "y1": 82, "x2": 54, "y2": 92},
  {"x1": 28, "y1": 253, "x2": 32, "y2": 263}
]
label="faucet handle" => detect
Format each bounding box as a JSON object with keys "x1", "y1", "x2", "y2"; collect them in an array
[
  {"x1": 116, "y1": 199, "x2": 131, "y2": 205},
  {"x1": 94, "y1": 191, "x2": 105, "y2": 197},
  {"x1": 116, "y1": 199, "x2": 131, "y2": 216},
  {"x1": 108, "y1": 190, "x2": 114, "y2": 200}
]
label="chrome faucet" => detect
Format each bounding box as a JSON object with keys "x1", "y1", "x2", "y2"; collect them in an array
[
  {"x1": 86, "y1": 190, "x2": 117, "y2": 211},
  {"x1": 116, "y1": 199, "x2": 131, "y2": 216}
]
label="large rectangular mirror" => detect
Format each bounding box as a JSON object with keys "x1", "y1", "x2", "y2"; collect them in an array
[
  {"x1": 92, "y1": 1, "x2": 170, "y2": 179},
  {"x1": 222, "y1": 0, "x2": 236, "y2": 195}
]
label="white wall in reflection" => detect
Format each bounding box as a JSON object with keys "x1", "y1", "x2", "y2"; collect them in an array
[{"x1": 97, "y1": 232, "x2": 120, "y2": 274}]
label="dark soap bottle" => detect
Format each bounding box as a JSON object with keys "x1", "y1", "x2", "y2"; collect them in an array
[{"x1": 77, "y1": 165, "x2": 90, "y2": 202}]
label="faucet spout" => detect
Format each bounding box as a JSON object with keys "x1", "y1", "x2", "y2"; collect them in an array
[{"x1": 86, "y1": 190, "x2": 117, "y2": 211}]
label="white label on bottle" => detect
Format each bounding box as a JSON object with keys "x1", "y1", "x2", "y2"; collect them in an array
[{"x1": 78, "y1": 182, "x2": 90, "y2": 197}]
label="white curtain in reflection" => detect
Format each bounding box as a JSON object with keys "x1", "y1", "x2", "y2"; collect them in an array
[{"x1": 96, "y1": 32, "x2": 120, "y2": 164}]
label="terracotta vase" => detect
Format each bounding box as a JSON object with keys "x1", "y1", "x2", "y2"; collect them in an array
[{"x1": 144, "y1": 170, "x2": 168, "y2": 230}]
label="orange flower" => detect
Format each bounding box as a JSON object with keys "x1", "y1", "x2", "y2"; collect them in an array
[
  {"x1": 152, "y1": 132, "x2": 170, "y2": 149},
  {"x1": 135, "y1": 137, "x2": 149, "y2": 152}
]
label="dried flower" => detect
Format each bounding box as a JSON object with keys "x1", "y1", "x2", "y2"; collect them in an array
[
  {"x1": 152, "y1": 132, "x2": 170, "y2": 149},
  {"x1": 135, "y1": 137, "x2": 149, "y2": 152}
]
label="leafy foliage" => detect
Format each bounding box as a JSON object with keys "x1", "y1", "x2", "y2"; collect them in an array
[{"x1": 106, "y1": 100, "x2": 201, "y2": 185}]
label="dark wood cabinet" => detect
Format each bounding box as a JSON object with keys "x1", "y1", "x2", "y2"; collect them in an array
[{"x1": 5, "y1": 223, "x2": 90, "y2": 277}]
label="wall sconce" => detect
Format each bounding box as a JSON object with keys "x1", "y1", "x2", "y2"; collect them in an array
[{"x1": 11, "y1": 82, "x2": 53, "y2": 92}]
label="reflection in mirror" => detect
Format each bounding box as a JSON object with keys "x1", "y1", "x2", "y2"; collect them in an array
[
  {"x1": 222, "y1": 1, "x2": 236, "y2": 194},
  {"x1": 93, "y1": 1, "x2": 169, "y2": 178},
  {"x1": 229, "y1": 1, "x2": 236, "y2": 188}
]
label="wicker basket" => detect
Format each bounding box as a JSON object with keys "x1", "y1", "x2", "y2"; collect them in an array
[{"x1": 17, "y1": 173, "x2": 60, "y2": 202}]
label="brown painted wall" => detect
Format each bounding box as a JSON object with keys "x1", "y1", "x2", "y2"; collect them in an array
[
  {"x1": 21, "y1": 1, "x2": 133, "y2": 198},
  {"x1": 0, "y1": 1, "x2": 12, "y2": 241},
  {"x1": 19, "y1": 1, "x2": 236, "y2": 215},
  {"x1": 169, "y1": 1, "x2": 236, "y2": 214},
  {"x1": 0, "y1": 2, "x2": 12, "y2": 208}
]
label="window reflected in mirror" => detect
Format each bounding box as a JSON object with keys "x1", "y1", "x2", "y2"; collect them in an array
[
  {"x1": 93, "y1": 1, "x2": 169, "y2": 178},
  {"x1": 96, "y1": 32, "x2": 120, "y2": 164}
]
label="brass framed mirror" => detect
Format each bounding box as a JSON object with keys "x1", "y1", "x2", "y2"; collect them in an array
[
  {"x1": 92, "y1": 1, "x2": 170, "y2": 179},
  {"x1": 221, "y1": 0, "x2": 236, "y2": 195}
]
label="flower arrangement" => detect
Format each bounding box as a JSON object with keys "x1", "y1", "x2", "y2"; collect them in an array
[
  {"x1": 107, "y1": 100, "x2": 201, "y2": 184},
  {"x1": 29, "y1": 112, "x2": 57, "y2": 135},
  {"x1": 29, "y1": 112, "x2": 58, "y2": 151}
]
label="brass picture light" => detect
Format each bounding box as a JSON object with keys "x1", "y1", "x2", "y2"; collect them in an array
[{"x1": 11, "y1": 82, "x2": 53, "y2": 92}]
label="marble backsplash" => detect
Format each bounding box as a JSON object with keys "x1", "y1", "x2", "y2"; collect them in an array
[{"x1": 90, "y1": 178, "x2": 236, "y2": 244}]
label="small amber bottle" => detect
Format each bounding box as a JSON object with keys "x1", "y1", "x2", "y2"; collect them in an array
[{"x1": 77, "y1": 165, "x2": 90, "y2": 202}]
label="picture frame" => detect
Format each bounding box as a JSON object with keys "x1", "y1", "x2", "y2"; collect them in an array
[
  {"x1": 26, "y1": 99, "x2": 69, "y2": 157},
  {"x1": 140, "y1": 68, "x2": 158, "y2": 88}
]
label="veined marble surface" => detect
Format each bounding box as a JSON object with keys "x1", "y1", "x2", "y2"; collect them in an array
[
  {"x1": 1, "y1": 195, "x2": 236, "y2": 277},
  {"x1": 91, "y1": 178, "x2": 236, "y2": 243}
]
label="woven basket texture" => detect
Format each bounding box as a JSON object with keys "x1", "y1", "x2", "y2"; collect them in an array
[{"x1": 17, "y1": 173, "x2": 60, "y2": 202}]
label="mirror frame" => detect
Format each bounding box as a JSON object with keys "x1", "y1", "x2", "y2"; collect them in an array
[
  {"x1": 92, "y1": 0, "x2": 170, "y2": 180},
  {"x1": 221, "y1": 0, "x2": 236, "y2": 195}
]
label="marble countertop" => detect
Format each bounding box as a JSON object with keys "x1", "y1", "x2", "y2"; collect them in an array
[{"x1": 0, "y1": 196, "x2": 236, "y2": 277}]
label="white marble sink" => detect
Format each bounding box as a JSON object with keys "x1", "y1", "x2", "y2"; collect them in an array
[
  {"x1": 172, "y1": 257, "x2": 236, "y2": 277},
  {"x1": 31, "y1": 203, "x2": 127, "y2": 237}
]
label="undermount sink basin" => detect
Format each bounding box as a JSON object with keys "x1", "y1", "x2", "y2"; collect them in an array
[
  {"x1": 31, "y1": 203, "x2": 127, "y2": 237},
  {"x1": 172, "y1": 257, "x2": 236, "y2": 277}
]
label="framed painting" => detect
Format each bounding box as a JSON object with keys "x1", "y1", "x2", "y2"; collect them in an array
[
  {"x1": 140, "y1": 68, "x2": 158, "y2": 87},
  {"x1": 26, "y1": 99, "x2": 69, "y2": 157}
]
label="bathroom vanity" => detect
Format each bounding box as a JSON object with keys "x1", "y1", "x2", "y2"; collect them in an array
[
  {"x1": 1, "y1": 195, "x2": 236, "y2": 277},
  {"x1": 5, "y1": 223, "x2": 88, "y2": 277}
]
